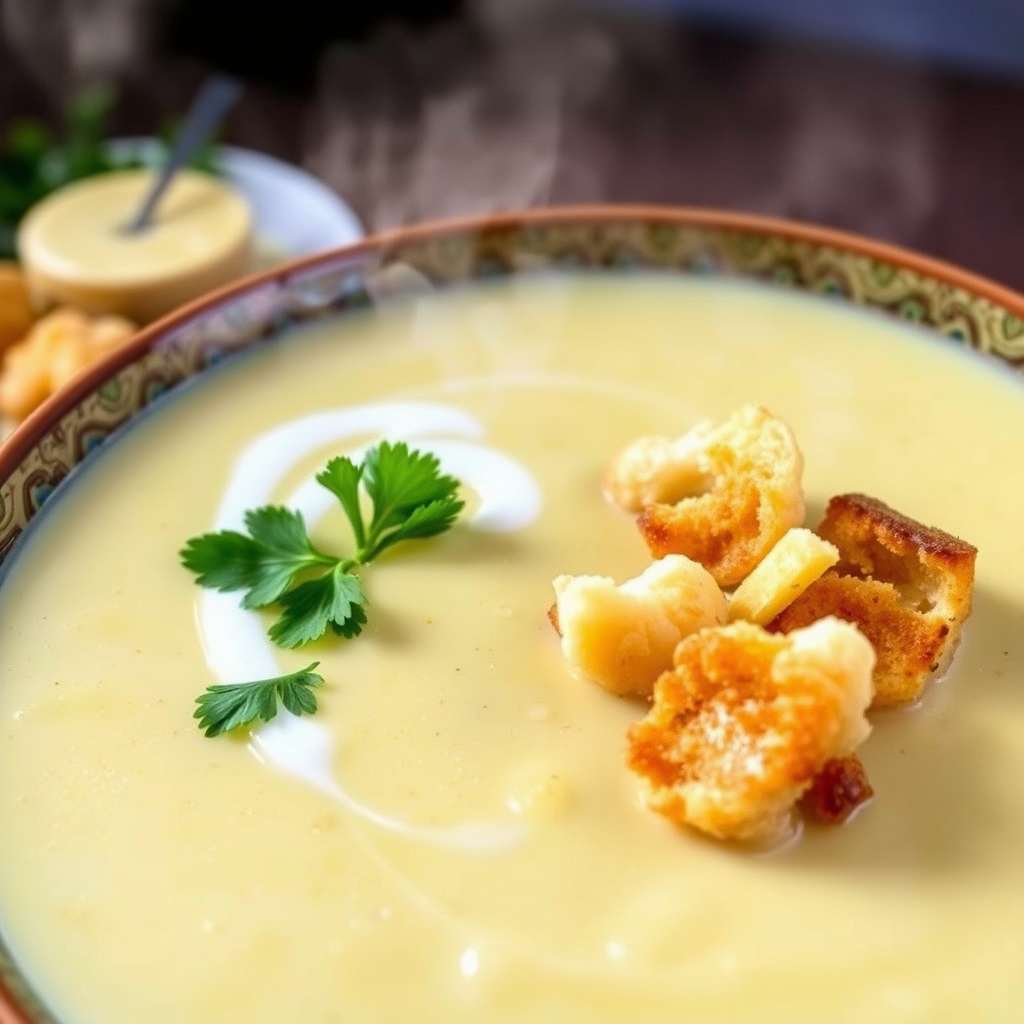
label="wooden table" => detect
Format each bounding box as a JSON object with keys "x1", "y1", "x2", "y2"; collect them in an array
[{"x1": 2, "y1": 14, "x2": 1023, "y2": 290}]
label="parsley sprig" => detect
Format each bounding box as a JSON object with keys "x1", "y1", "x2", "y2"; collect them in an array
[
  {"x1": 181, "y1": 441, "x2": 463, "y2": 736},
  {"x1": 318, "y1": 439, "x2": 465, "y2": 564}
]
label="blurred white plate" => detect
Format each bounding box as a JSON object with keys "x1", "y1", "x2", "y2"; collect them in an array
[{"x1": 106, "y1": 139, "x2": 365, "y2": 262}]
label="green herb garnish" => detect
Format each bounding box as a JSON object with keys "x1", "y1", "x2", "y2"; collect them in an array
[
  {"x1": 182, "y1": 441, "x2": 464, "y2": 735},
  {"x1": 193, "y1": 663, "x2": 324, "y2": 738}
]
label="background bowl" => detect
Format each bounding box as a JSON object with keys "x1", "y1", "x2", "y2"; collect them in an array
[
  {"x1": 104, "y1": 138, "x2": 366, "y2": 261},
  {"x1": 1, "y1": 204, "x2": 1024, "y2": 1023}
]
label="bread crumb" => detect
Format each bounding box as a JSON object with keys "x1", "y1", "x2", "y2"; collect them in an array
[{"x1": 800, "y1": 754, "x2": 874, "y2": 824}]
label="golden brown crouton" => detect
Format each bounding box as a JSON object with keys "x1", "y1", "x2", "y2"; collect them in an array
[
  {"x1": 0, "y1": 307, "x2": 136, "y2": 421},
  {"x1": 627, "y1": 617, "x2": 875, "y2": 842},
  {"x1": 800, "y1": 754, "x2": 874, "y2": 825},
  {"x1": 552, "y1": 555, "x2": 727, "y2": 698},
  {"x1": 769, "y1": 493, "x2": 977, "y2": 706},
  {"x1": 607, "y1": 405, "x2": 805, "y2": 588}
]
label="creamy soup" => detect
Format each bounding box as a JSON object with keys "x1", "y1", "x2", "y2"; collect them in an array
[{"x1": 1, "y1": 274, "x2": 1022, "y2": 1024}]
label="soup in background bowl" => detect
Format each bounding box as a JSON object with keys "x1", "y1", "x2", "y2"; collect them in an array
[{"x1": 1, "y1": 207, "x2": 1023, "y2": 1024}]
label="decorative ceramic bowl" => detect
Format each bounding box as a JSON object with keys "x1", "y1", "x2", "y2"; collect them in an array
[{"x1": 1, "y1": 206, "x2": 1023, "y2": 1024}]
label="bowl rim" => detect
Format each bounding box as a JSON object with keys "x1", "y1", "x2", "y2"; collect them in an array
[{"x1": 3, "y1": 201, "x2": 1024, "y2": 480}]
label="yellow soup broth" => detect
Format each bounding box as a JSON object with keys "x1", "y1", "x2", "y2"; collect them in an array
[{"x1": 0, "y1": 274, "x2": 1022, "y2": 1024}]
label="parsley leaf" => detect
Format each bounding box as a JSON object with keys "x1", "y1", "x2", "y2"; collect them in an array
[
  {"x1": 244, "y1": 505, "x2": 317, "y2": 556},
  {"x1": 179, "y1": 506, "x2": 334, "y2": 609},
  {"x1": 179, "y1": 529, "x2": 269, "y2": 593},
  {"x1": 331, "y1": 603, "x2": 368, "y2": 638},
  {"x1": 362, "y1": 441, "x2": 461, "y2": 531},
  {"x1": 269, "y1": 566, "x2": 365, "y2": 649},
  {"x1": 358, "y1": 442, "x2": 464, "y2": 562},
  {"x1": 193, "y1": 663, "x2": 324, "y2": 738},
  {"x1": 316, "y1": 456, "x2": 366, "y2": 548}
]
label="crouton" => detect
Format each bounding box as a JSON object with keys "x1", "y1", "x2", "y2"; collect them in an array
[
  {"x1": 0, "y1": 307, "x2": 136, "y2": 421},
  {"x1": 552, "y1": 555, "x2": 727, "y2": 698},
  {"x1": 627, "y1": 617, "x2": 875, "y2": 842},
  {"x1": 607, "y1": 405, "x2": 805, "y2": 588},
  {"x1": 769, "y1": 493, "x2": 977, "y2": 706}
]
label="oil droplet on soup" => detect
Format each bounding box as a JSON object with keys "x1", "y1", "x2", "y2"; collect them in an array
[{"x1": 1, "y1": 274, "x2": 1023, "y2": 1024}]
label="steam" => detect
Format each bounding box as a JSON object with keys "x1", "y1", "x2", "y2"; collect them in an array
[
  {"x1": 305, "y1": 0, "x2": 625, "y2": 229},
  {"x1": 743, "y1": 49, "x2": 937, "y2": 240},
  {"x1": 305, "y1": 5, "x2": 938, "y2": 238},
  {"x1": 2, "y1": 0, "x2": 166, "y2": 91},
  {"x1": 0, "y1": 0, "x2": 938, "y2": 241}
]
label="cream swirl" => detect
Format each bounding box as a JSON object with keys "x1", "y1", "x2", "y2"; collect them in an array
[{"x1": 197, "y1": 400, "x2": 541, "y2": 849}]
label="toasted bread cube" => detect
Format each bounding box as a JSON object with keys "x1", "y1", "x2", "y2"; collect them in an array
[
  {"x1": 614, "y1": 405, "x2": 805, "y2": 588},
  {"x1": 627, "y1": 617, "x2": 875, "y2": 842},
  {"x1": 552, "y1": 555, "x2": 727, "y2": 698},
  {"x1": 769, "y1": 493, "x2": 977, "y2": 706}
]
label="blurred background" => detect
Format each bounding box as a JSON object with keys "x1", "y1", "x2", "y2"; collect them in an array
[{"x1": 2, "y1": 0, "x2": 1023, "y2": 287}]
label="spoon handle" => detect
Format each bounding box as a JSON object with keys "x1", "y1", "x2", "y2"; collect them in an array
[{"x1": 125, "y1": 74, "x2": 243, "y2": 234}]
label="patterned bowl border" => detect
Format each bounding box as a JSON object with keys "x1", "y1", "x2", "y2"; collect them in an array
[{"x1": 2, "y1": 205, "x2": 1024, "y2": 1024}]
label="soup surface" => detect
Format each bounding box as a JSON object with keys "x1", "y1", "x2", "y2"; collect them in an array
[{"x1": 1, "y1": 274, "x2": 1023, "y2": 1024}]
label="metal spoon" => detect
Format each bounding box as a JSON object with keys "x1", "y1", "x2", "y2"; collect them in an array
[{"x1": 124, "y1": 74, "x2": 242, "y2": 234}]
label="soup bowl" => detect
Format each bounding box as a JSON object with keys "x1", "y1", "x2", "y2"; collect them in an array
[{"x1": 1, "y1": 207, "x2": 1023, "y2": 1024}]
